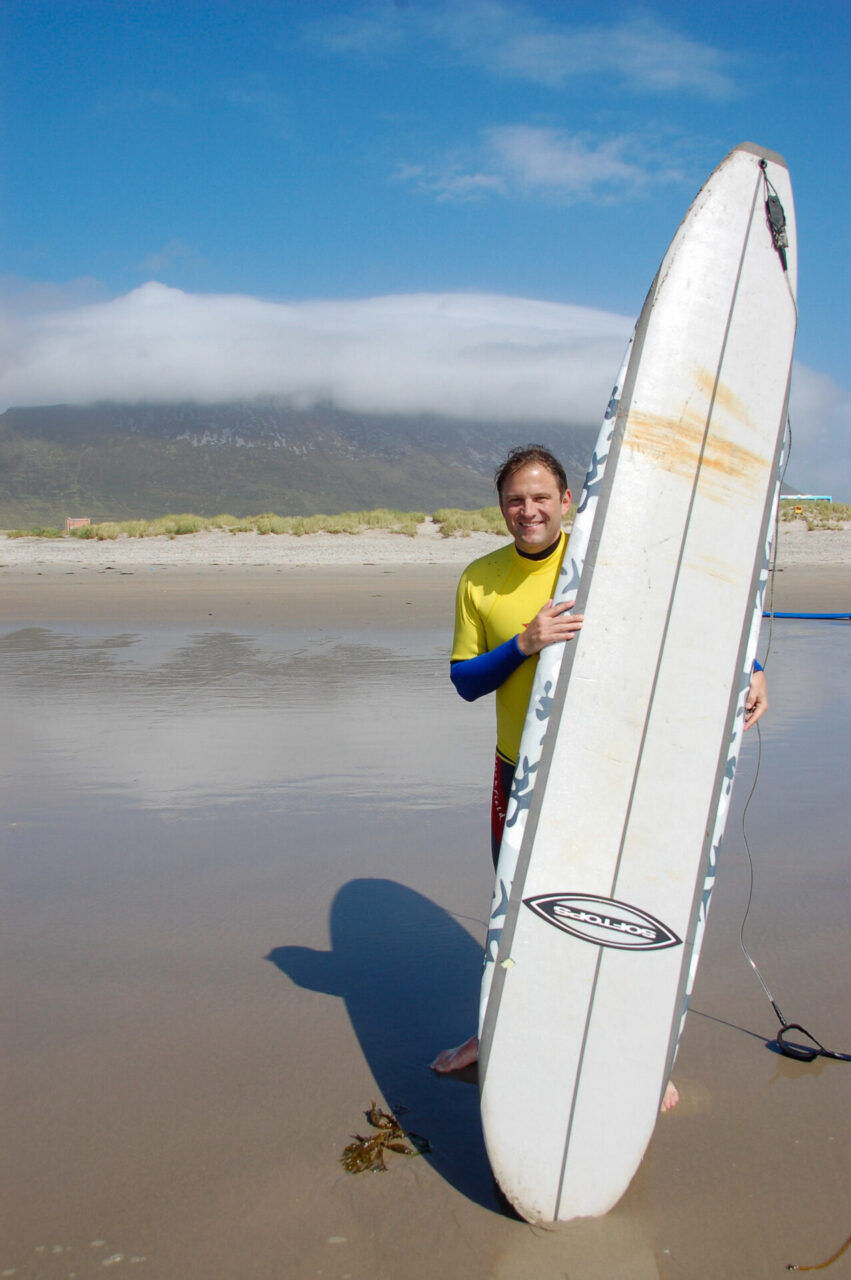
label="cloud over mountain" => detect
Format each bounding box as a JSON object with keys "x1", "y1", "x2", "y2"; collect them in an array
[
  {"x1": 0, "y1": 282, "x2": 847, "y2": 497},
  {"x1": 0, "y1": 283, "x2": 633, "y2": 426}
]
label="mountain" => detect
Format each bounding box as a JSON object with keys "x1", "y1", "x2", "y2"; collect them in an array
[{"x1": 0, "y1": 401, "x2": 597, "y2": 527}]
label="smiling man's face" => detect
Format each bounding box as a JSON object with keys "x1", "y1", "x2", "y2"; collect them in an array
[{"x1": 498, "y1": 462, "x2": 572, "y2": 554}]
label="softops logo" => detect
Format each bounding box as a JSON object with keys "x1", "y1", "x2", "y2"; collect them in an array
[{"x1": 523, "y1": 893, "x2": 682, "y2": 951}]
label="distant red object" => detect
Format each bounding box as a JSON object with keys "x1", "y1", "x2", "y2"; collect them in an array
[{"x1": 65, "y1": 517, "x2": 91, "y2": 530}]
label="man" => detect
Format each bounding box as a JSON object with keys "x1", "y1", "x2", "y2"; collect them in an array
[{"x1": 431, "y1": 444, "x2": 768, "y2": 1110}]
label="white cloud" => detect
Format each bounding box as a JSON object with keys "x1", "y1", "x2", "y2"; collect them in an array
[
  {"x1": 430, "y1": 4, "x2": 739, "y2": 96},
  {"x1": 396, "y1": 125, "x2": 683, "y2": 204},
  {"x1": 311, "y1": 2, "x2": 740, "y2": 98},
  {"x1": 0, "y1": 282, "x2": 846, "y2": 498},
  {"x1": 394, "y1": 161, "x2": 507, "y2": 202},
  {"x1": 0, "y1": 282, "x2": 631, "y2": 428},
  {"x1": 487, "y1": 126, "x2": 653, "y2": 197},
  {"x1": 788, "y1": 366, "x2": 851, "y2": 500}
]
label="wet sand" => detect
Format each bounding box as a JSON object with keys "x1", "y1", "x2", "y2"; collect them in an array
[
  {"x1": 0, "y1": 556, "x2": 848, "y2": 631},
  {"x1": 1, "y1": 538, "x2": 849, "y2": 1279}
]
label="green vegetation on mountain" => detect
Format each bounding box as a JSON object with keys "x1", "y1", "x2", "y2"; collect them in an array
[{"x1": 0, "y1": 402, "x2": 595, "y2": 528}]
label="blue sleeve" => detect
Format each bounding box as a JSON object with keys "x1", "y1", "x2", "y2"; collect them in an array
[
  {"x1": 450, "y1": 636, "x2": 527, "y2": 702},
  {"x1": 752, "y1": 658, "x2": 764, "y2": 673}
]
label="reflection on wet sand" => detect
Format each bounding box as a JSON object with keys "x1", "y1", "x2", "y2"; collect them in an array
[{"x1": 0, "y1": 624, "x2": 481, "y2": 809}]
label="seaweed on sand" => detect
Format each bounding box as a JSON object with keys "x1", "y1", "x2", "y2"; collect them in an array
[{"x1": 340, "y1": 1103, "x2": 430, "y2": 1174}]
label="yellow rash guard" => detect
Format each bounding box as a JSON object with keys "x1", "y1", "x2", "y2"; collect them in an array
[{"x1": 451, "y1": 532, "x2": 567, "y2": 766}]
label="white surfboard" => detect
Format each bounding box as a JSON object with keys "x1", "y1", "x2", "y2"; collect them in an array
[{"x1": 478, "y1": 142, "x2": 797, "y2": 1224}]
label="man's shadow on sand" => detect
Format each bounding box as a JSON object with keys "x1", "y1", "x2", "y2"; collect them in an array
[{"x1": 266, "y1": 877, "x2": 501, "y2": 1209}]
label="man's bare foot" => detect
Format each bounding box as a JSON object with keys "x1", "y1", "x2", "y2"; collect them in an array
[
  {"x1": 432, "y1": 1040, "x2": 679, "y2": 1106},
  {"x1": 430, "y1": 1035, "x2": 479, "y2": 1074},
  {"x1": 660, "y1": 1080, "x2": 680, "y2": 1112}
]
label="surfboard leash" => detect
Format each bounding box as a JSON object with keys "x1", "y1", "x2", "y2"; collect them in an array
[
  {"x1": 786, "y1": 1234, "x2": 851, "y2": 1272},
  {"x1": 738, "y1": 422, "x2": 850, "y2": 1064},
  {"x1": 738, "y1": 737, "x2": 850, "y2": 1062},
  {"x1": 759, "y1": 411, "x2": 790, "y2": 667}
]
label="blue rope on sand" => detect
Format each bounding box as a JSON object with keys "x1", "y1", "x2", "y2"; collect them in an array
[{"x1": 762, "y1": 611, "x2": 850, "y2": 620}]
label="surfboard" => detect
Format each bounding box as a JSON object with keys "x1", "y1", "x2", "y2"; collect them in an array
[{"x1": 478, "y1": 142, "x2": 798, "y2": 1224}]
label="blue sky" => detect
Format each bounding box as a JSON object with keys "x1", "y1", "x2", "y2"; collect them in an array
[{"x1": 2, "y1": 0, "x2": 849, "y2": 495}]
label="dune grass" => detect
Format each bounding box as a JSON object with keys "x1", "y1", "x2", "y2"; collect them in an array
[
  {"x1": 431, "y1": 506, "x2": 505, "y2": 537},
  {"x1": 4, "y1": 509, "x2": 429, "y2": 540},
  {"x1": 7, "y1": 500, "x2": 848, "y2": 542},
  {"x1": 5, "y1": 525, "x2": 65, "y2": 539},
  {"x1": 431, "y1": 504, "x2": 576, "y2": 537},
  {"x1": 779, "y1": 500, "x2": 851, "y2": 531},
  {"x1": 2, "y1": 504, "x2": 592, "y2": 541}
]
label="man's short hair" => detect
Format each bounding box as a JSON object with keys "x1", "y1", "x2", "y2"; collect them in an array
[{"x1": 494, "y1": 445, "x2": 568, "y2": 498}]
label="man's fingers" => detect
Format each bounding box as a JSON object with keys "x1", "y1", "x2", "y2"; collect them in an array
[
  {"x1": 544, "y1": 611, "x2": 584, "y2": 645},
  {"x1": 521, "y1": 602, "x2": 584, "y2": 654},
  {"x1": 550, "y1": 598, "x2": 577, "y2": 615}
]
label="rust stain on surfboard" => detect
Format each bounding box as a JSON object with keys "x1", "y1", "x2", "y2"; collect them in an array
[
  {"x1": 692, "y1": 365, "x2": 753, "y2": 425},
  {"x1": 623, "y1": 371, "x2": 768, "y2": 499}
]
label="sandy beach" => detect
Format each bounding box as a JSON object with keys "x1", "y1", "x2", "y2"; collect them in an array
[
  {"x1": 1, "y1": 523, "x2": 848, "y2": 1280},
  {"x1": 1, "y1": 519, "x2": 849, "y2": 626},
  {"x1": 2, "y1": 516, "x2": 851, "y2": 573}
]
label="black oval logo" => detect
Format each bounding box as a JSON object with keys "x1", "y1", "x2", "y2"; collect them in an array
[{"x1": 523, "y1": 893, "x2": 682, "y2": 951}]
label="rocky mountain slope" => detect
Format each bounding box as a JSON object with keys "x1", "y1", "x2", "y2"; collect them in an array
[{"x1": 0, "y1": 401, "x2": 597, "y2": 527}]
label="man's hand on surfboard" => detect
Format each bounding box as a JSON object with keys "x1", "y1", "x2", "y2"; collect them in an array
[
  {"x1": 744, "y1": 668, "x2": 768, "y2": 729},
  {"x1": 516, "y1": 599, "x2": 584, "y2": 657}
]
